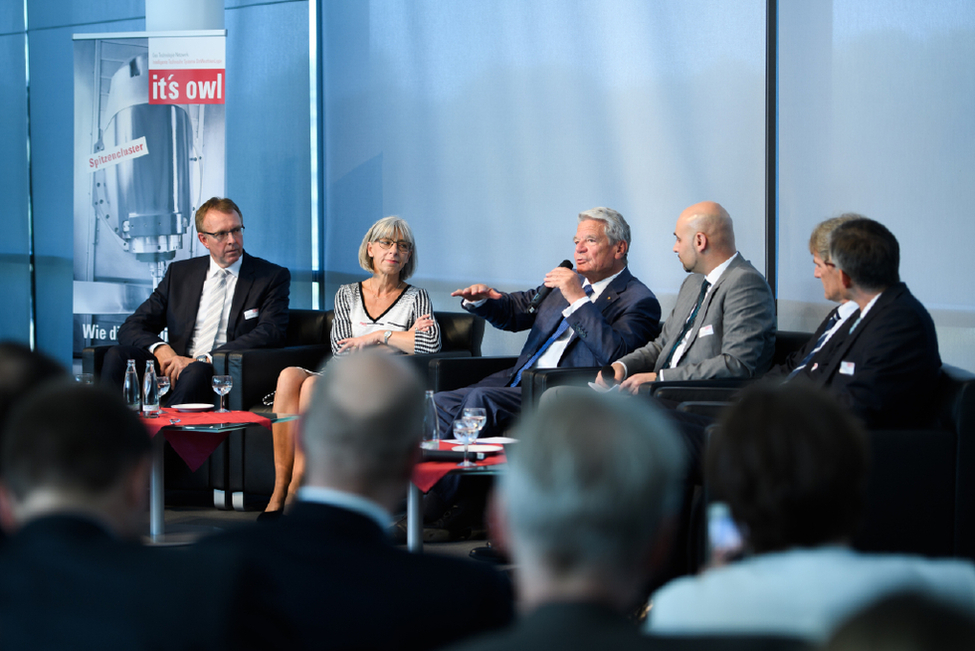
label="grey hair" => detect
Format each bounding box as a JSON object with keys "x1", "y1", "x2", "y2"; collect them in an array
[
  {"x1": 300, "y1": 353, "x2": 425, "y2": 487},
  {"x1": 358, "y1": 216, "x2": 417, "y2": 280},
  {"x1": 808, "y1": 213, "x2": 863, "y2": 262},
  {"x1": 578, "y1": 207, "x2": 631, "y2": 249},
  {"x1": 503, "y1": 390, "x2": 684, "y2": 578}
]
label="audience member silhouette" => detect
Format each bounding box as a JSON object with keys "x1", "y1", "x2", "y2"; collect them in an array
[
  {"x1": 0, "y1": 382, "x2": 242, "y2": 650},
  {"x1": 204, "y1": 352, "x2": 514, "y2": 651}
]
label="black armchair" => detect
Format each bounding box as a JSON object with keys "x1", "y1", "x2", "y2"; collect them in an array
[
  {"x1": 218, "y1": 311, "x2": 487, "y2": 510},
  {"x1": 217, "y1": 310, "x2": 485, "y2": 412},
  {"x1": 852, "y1": 363, "x2": 975, "y2": 560},
  {"x1": 518, "y1": 330, "x2": 815, "y2": 411},
  {"x1": 685, "y1": 364, "x2": 975, "y2": 563},
  {"x1": 213, "y1": 309, "x2": 333, "y2": 411},
  {"x1": 428, "y1": 356, "x2": 518, "y2": 392},
  {"x1": 644, "y1": 330, "x2": 812, "y2": 405},
  {"x1": 81, "y1": 309, "x2": 331, "y2": 508}
]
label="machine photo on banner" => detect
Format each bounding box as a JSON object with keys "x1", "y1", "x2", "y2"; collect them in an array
[{"x1": 72, "y1": 30, "x2": 226, "y2": 356}]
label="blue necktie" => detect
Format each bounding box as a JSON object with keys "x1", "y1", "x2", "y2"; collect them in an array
[
  {"x1": 786, "y1": 308, "x2": 843, "y2": 380},
  {"x1": 661, "y1": 279, "x2": 710, "y2": 369},
  {"x1": 508, "y1": 284, "x2": 594, "y2": 388}
]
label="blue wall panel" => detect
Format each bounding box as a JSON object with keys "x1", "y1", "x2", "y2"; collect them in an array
[
  {"x1": 0, "y1": 32, "x2": 31, "y2": 344},
  {"x1": 226, "y1": 1, "x2": 311, "y2": 307},
  {"x1": 0, "y1": 3, "x2": 23, "y2": 35},
  {"x1": 26, "y1": 1, "x2": 144, "y2": 31}
]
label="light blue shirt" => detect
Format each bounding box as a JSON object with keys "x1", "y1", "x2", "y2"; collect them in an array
[
  {"x1": 297, "y1": 486, "x2": 391, "y2": 531},
  {"x1": 647, "y1": 545, "x2": 975, "y2": 643}
]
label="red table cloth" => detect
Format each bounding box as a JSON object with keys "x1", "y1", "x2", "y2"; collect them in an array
[
  {"x1": 141, "y1": 408, "x2": 272, "y2": 472},
  {"x1": 411, "y1": 440, "x2": 507, "y2": 492}
]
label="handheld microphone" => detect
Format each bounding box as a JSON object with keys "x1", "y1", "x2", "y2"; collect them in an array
[
  {"x1": 527, "y1": 260, "x2": 574, "y2": 314},
  {"x1": 599, "y1": 364, "x2": 619, "y2": 386}
]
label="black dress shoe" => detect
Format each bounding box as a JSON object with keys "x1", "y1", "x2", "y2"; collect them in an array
[
  {"x1": 257, "y1": 509, "x2": 284, "y2": 523},
  {"x1": 422, "y1": 503, "x2": 487, "y2": 543}
]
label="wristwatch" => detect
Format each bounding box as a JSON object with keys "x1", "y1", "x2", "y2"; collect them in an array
[
  {"x1": 383, "y1": 330, "x2": 393, "y2": 346},
  {"x1": 195, "y1": 353, "x2": 212, "y2": 364}
]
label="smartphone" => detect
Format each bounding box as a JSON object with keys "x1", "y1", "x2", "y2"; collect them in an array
[{"x1": 707, "y1": 501, "x2": 744, "y2": 566}]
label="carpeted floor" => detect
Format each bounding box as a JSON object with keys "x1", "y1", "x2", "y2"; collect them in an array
[{"x1": 141, "y1": 504, "x2": 492, "y2": 561}]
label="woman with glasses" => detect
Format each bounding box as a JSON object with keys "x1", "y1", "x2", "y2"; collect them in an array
[{"x1": 263, "y1": 216, "x2": 441, "y2": 517}]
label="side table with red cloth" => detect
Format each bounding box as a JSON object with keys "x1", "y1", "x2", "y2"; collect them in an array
[
  {"x1": 411, "y1": 440, "x2": 507, "y2": 492},
  {"x1": 141, "y1": 408, "x2": 273, "y2": 540},
  {"x1": 141, "y1": 408, "x2": 272, "y2": 472},
  {"x1": 407, "y1": 441, "x2": 508, "y2": 552}
]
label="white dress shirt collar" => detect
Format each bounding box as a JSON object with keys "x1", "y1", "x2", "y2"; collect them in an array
[
  {"x1": 208, "y1": 255, "x2": 243, "y2": 278},
  {"x1": 296, "y1": 486, "x2": 391, "y2": 531},
  {"x1": 705, "y1": 251, "x2": 739, "y2": 288},
  {"x1": 584, "y1": 267, "x2": 624, "y2": 302}
]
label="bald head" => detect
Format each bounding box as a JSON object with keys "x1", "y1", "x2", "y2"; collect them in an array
[
  {"x1": 672, "y1": 201, "x2": 737, "y2": 275},
  {"x1": 300, "y1": 353, "x2": 425, "y2": 501}
]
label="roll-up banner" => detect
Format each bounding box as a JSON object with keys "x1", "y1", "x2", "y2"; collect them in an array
[{"x1": 72, "y1": 31, "x2": 226, "y2": 355}]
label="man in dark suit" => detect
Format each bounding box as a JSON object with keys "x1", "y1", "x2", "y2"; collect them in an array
[
  {"x1": 437, "y1": 207, "x2": 661, "y2": 437},
  {"x1": 421, "y1": 207, "x2": 659, "y2": 542},
  {"x1": 769, "y1": 214, "x2": 861, "y2": 376},
  {"x1": 598, "y1": 201, "x2": 775, "y2": 392},
  {"x1": 787, "y1": 217, "x2": 941, "y2": 429},
  {"x1": 0, "y1": 382, "x2": 241, "y2": 650},
  {"x1": 202, "y1": 353, "x2": 514, "y2": 651},
  {"x1": 102, "y1": 197, "x2": 290, "y2": 405},
  {"x1": 443, "y1": 388, "x2": 685, "y2": 651}
]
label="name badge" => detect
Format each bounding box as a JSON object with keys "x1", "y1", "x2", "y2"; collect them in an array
[
  {"x1": 698, "y1": 324, "x2": 714, "y2": 337},
  {"x1": 244, "y1": 308, "x2": 260, "y2": 320},
  {"x1": 840, "y1": 361, "x2": 856, "y2": 376}
]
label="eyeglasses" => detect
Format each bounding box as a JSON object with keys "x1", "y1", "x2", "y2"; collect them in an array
[
  {"x1": 200, "y1": 226, "x2": 245, "y2": 241},
  {"x1": 374, "y1": 238, "x2": 412, "y2": 253}
]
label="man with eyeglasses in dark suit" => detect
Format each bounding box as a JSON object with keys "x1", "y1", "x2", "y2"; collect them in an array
[{"x1": 101, "y1": 196, "x2": 290, "y2": 405}]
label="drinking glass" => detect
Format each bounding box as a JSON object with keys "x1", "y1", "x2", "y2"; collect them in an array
[
  {"x1": 461, "y1": 407, "x2": 486, "y2": 437},
  {"x1": 453, "y1": 418, "x2": 479, "y2": 468},
  {"x1": 212, "y1": 375, "x2": 233, "y2": 413},
  {"x1": 73, "y1": 373, "x2": 94, "y2": 385},
  {"x1": 156, "y1": 375, "x2": 171, "y2": 402}
]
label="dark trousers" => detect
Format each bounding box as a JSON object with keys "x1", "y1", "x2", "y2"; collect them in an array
[
  {"x1": 428, "y1": 374, "x2": 522, "y2": 517},
  {"x1": 433, "y1": 378, "x2": 522, "y2": 440},
  {"x1": 101, "y1": 345, "x2": 216, "y2": 407}
]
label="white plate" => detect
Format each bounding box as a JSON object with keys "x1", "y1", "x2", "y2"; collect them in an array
[
  {"x1": 171, "y1": 403, "x2": 214, "y2": 413},
  {"x1": 451, "y1": 444, "x2": 503, "y2": 454}
]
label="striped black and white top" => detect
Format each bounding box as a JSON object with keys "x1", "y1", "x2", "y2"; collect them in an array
[{"x1": 330, "y1": 282, "x2": 441, "y2": 356}]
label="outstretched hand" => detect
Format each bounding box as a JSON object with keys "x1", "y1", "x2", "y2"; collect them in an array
[{"x1": 451, "y1": 284, "x2": 502, "y2": 302}]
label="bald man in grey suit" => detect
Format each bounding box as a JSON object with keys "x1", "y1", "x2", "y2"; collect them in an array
[{"x1": 599, "y1": 201, "x2": 775, "y2": 393}]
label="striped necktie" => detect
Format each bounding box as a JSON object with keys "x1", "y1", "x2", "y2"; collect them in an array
[
  {"x1": 786, "y1": 308, "x2": 847, "y2": 380},
  {"x1": 661, "y1": 278, "x2": 710, "y2": 369},
  {"x1": 191, "y1": 269, "x2": 230, "y2": 359}
]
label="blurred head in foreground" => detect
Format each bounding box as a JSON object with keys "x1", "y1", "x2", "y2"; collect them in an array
[
  {"x1": 708, "y1": 382, "x2": 869, "y2": 554},
  {"x1": 0, "y1": 341, "x2": 66, "y2": 435},
  {"x1": 497, "y1": 390, "x2": 685, "y2": 611},
  {"x1": 299, "y1": 352, "x2": 425, "y2": 510},
  {"x1": 0, "y1": 382, "x2": 151, "y2": 539}
]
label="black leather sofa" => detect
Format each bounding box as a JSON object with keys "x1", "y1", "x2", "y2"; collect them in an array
[
  {"x1": 83, "y1": 309, "x2": 486, "y2": 509},
  {"x1": 427, "y1": 331, "x2": 813, "y2": 418},
  {"x1": 211, "y1": 309, "x2": 485, "y2": 510}
]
